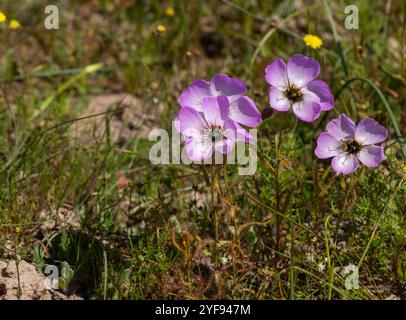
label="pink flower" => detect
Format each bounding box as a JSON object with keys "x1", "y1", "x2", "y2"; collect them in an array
[
  {"x1": 174, "y1": 73, "x2": 261, "y2": 162},
  {"x1": 265, "y1": 54, "x2": 334, "y2": 122},
  {"x1": 315, "y1": 114, "x2": 387, "y2": 174},
  {"x1": 175, "y1": 96, "x2": 253, "y2": 161},
  {"x1": 178, "y1": 73, "x2": 262, "y2": 127}
]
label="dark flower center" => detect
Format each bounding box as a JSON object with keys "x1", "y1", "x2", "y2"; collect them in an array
[
  {"x1": 208, "y1": 127, "x2": 223, "y2": 142},
  {"x1": 344, "y1": 139, "x2": 361, "y2": 154},
  {"x1": 284, "y1": 85, "x2": 303, "y2": 103}
]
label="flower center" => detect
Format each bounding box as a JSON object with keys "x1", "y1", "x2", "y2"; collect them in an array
[
  {"x1": 284, "y1": 84, "x2": 303, "y2": 103},
  {"x1": 208, "y1": 127, "x2": 223, "y2": 143},
  {"x1": 343, "y1": 139, "x2": 361, "y2": 154}
]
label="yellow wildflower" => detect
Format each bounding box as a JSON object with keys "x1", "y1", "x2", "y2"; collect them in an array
[
  {"x1": 403, "y1": 165, "x2": 406, "y2": 174},
  {"x1": 9, "y1": 19, "x2": 21, "y2": 29},
  {"x1": 156, "y1": 24, "x2": 166, "y2": 36},
  {"x1": 165, "y1": 7, "x2": 174, "y2": 17},
  {"x1": 15, "y1": 226, "x2": 22, "y2": 233},
  {"x1": 0, "y1": 11, "x2": 6, "y2": 23},
  {"x1": 303, "y1": 34, "x2": 323, "y2": 49}
]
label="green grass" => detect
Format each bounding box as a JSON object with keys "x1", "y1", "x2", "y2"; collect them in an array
[{"x1": 0, "y1": 0, "x2": 405, "y2": 299}]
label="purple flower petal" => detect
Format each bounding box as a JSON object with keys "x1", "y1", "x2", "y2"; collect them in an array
[
  {"x1": 210, "y1": 74, "x2": 246, "y2": 103},
  {"x1": 357, "y1": 145, "x2": 384, "y2": 168},
  {"x1": 229, "y1": 96, "x2": 262, "y2": 127},
  {"x1": 224, "y1": 120, "x2": 254, "y2": 143},
  {"x1": 265, "y1": 58, "x2": 288, "y2": 90},
  {"x1": 355, "y1": 118, "x2": 388, "y2": 146},
  {"x1": 306, "y1": 79, "x2": 334, "y2": 111},
  {"x1": 326, "y1": 114, "x2": 356, "y2": 141},
  {"x1": 287, "y1": 54, "x2": 320, "y2": 88},
  {"x1": 292, "y1": 94, "x2": 321, "y2": 122},
  {"x1": 184, "y1": 136, "x2": 213, "y2": 161},
  {"x1": 178, "y1": 79, "x2": 211, "y2": 112},
  {"x1": 269, "y1": 87, "x2": 290, "y2": 112},
  {"x1": 331, "y1": 154, "x2": 359, "y2": 174},
  {"x1": 173, "y1": 116, "x2": 181, "y2": 133},
  {"x1": 202, "y1": 96, "x2": 229, "y2": 127},
  {"x1": 315, "y1": 132, "x2": 343, "y2": 159},
  {"x1": 177, "y1": 107, "x2": 207, "y2": 137}
]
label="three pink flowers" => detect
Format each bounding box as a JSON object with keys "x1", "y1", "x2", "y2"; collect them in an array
[{"x1": 174, "y1": 54, "x2": 387, "y2": 174}]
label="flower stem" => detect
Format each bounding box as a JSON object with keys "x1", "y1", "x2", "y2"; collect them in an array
[
  {"x1": 14, "y1": 233, "x2": 22, "y2": 300},
  {"x1": 275, "y1": 132, "x2": 282, "y2": 256},
  {"x1": 209, "y1": 163, "x2": 221, "y2": 268},
  {"x1": 223, "y1": 163, "x2": 239, "y2": 275}
]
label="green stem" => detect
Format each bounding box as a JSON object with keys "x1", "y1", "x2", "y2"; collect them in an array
[
  {"x1": 275, "y1": 132, "x2": 282, "y2": 255},
  {"x1": 14, "y1": 234, "x2": 22, "y2": 300},
  {"x1": 209, "y1": 164, "x2": 220, "y2": 268},
  {"x1": 324, "y1": 217, "x2": 334, "y2": 300},
  {"x1": 32, "y1": 63, "x2": 103, "y2": 120},
  {"x1": 323, "y1": 0, "x2": 348, "y2": 77}
]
